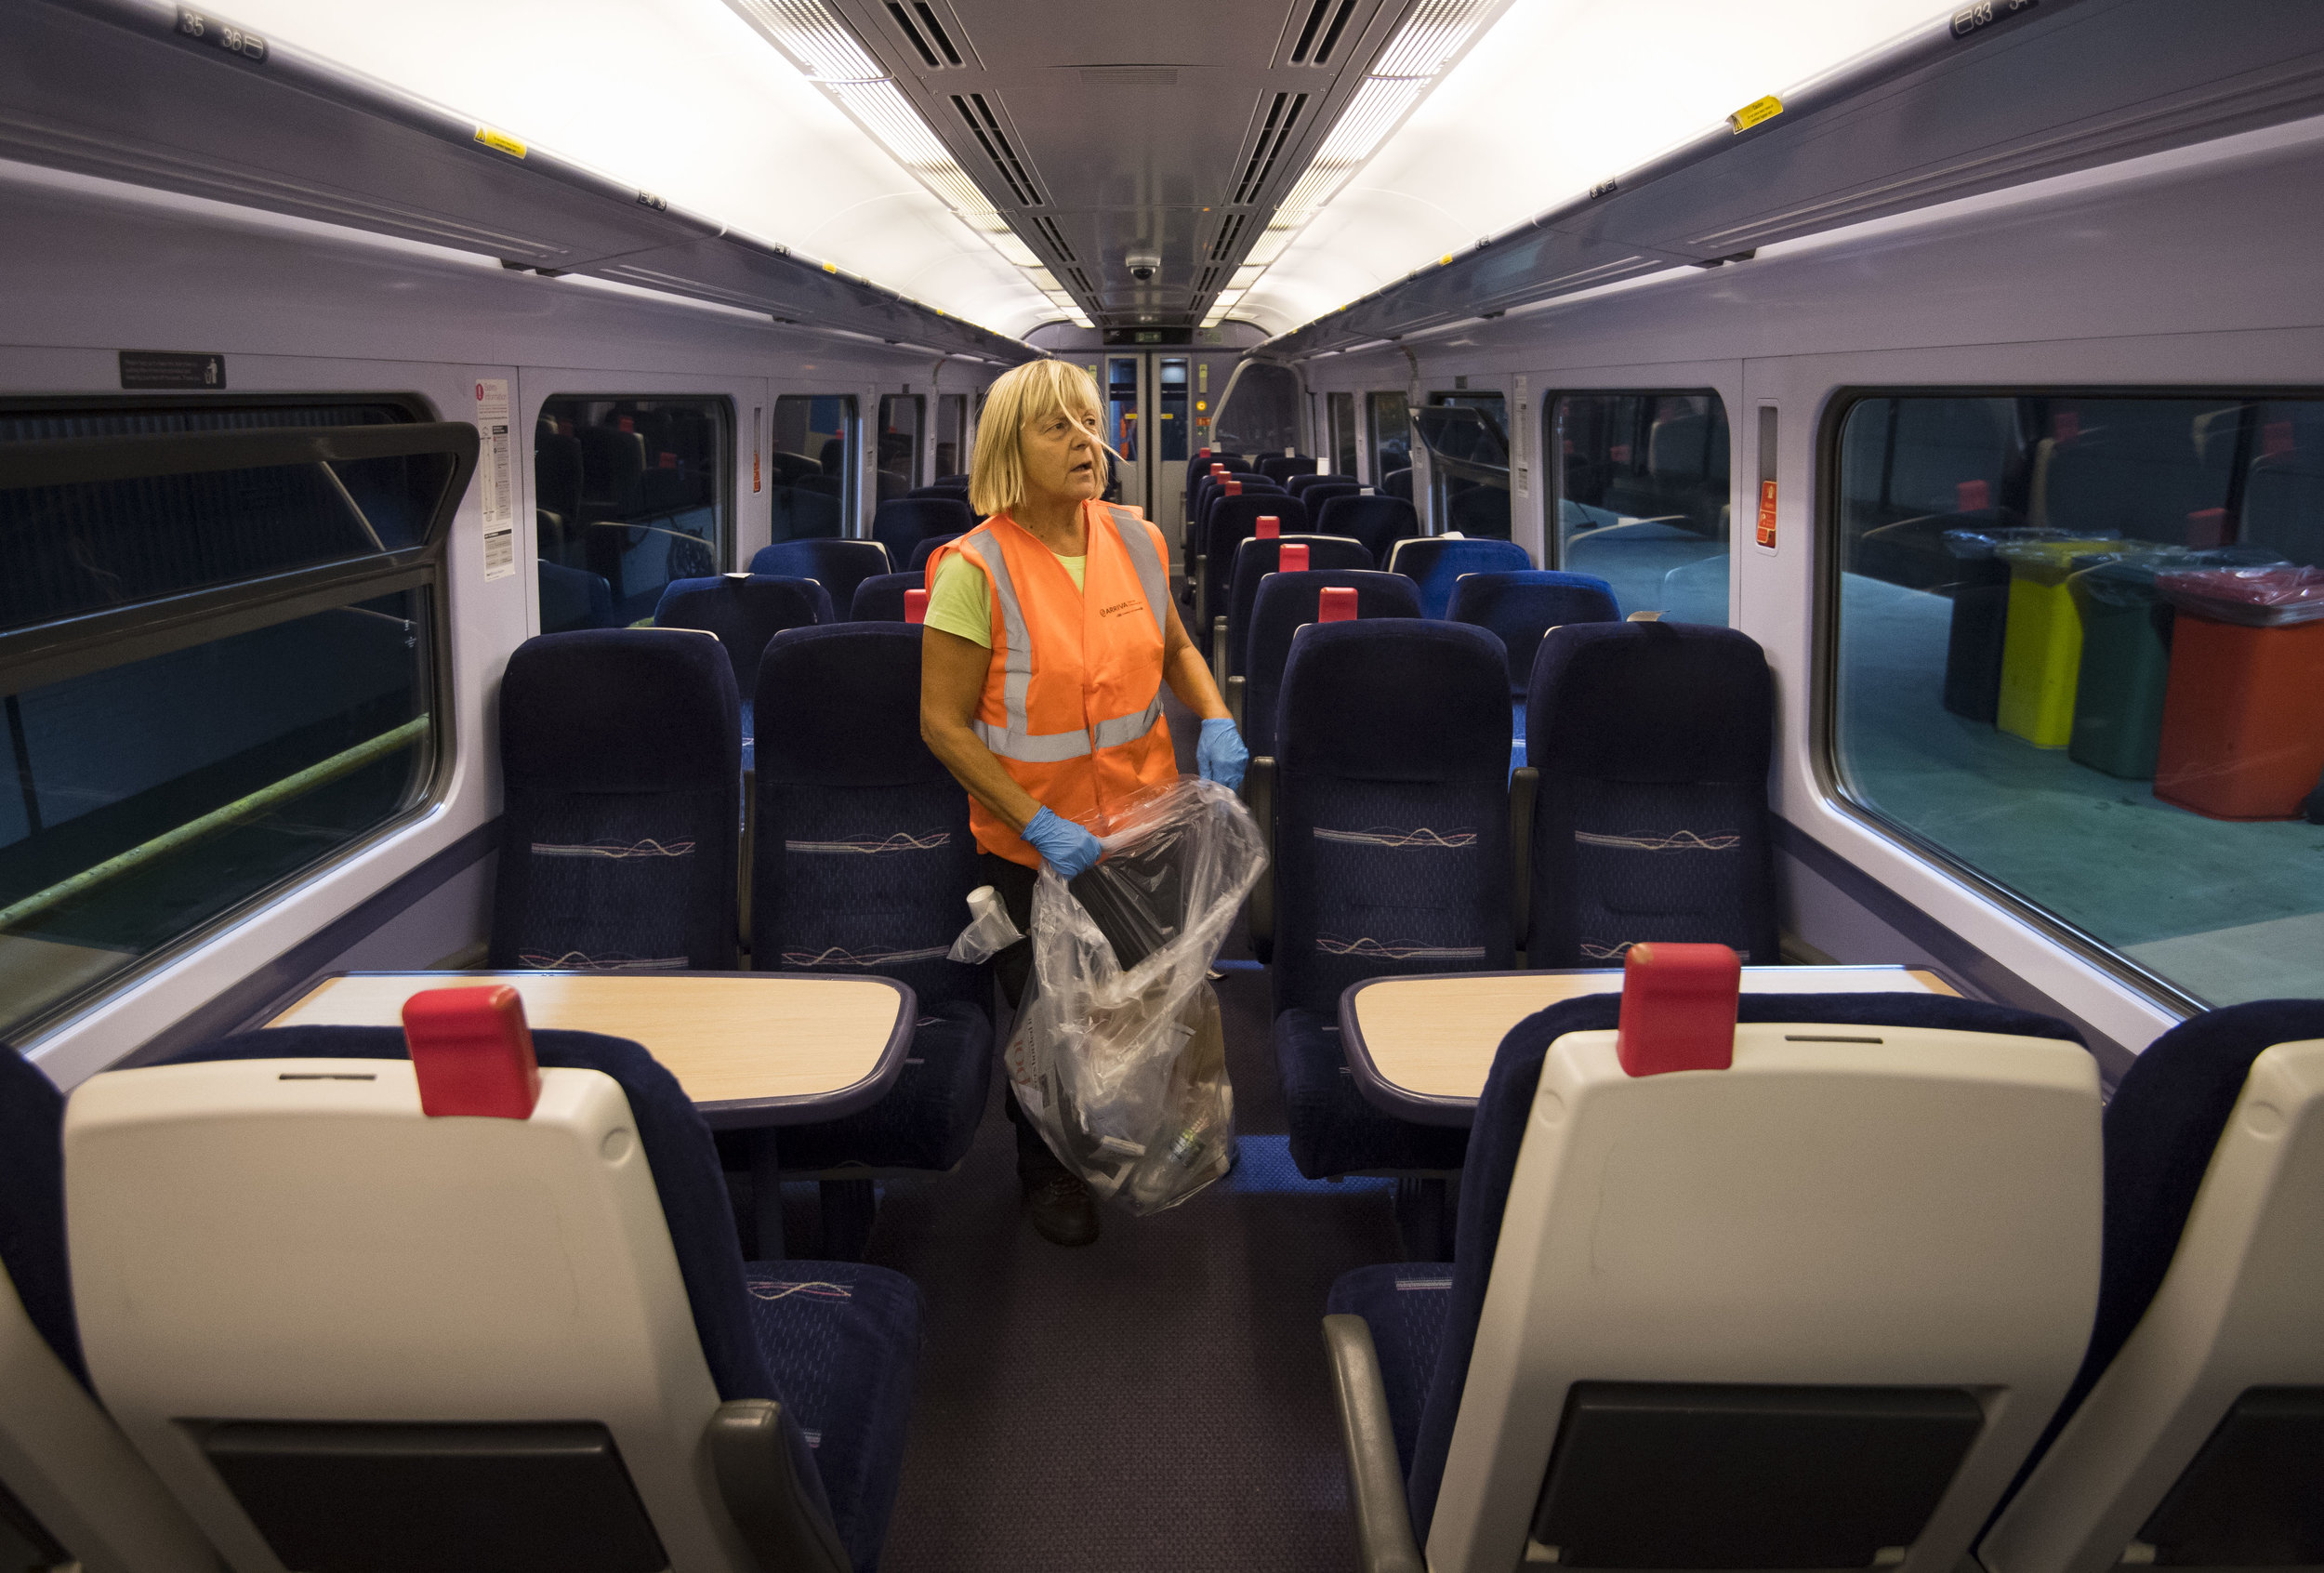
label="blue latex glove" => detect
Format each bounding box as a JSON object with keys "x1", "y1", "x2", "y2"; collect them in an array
[
  {"x1": 1197, "y1": 717, "x2": 1249, "y2": 793},
  {"x1": 1023, "y1": 806, "x2": 1104, "y2": 880}
]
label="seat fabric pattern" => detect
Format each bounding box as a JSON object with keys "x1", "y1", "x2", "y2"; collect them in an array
[
  {"x1": 2007, "y1": 998, "x2": 2324, "y2": 1496},
  {"x1": 1525, "y1": 621, "x2": 1777, "y2": 968},
  {"x1": 873, "y1": 497, "x2": 975, "y2": 559},
  {"x1": 749, "y1": 540, "x2": 891, "y2": 623},
  {"x1": 1325, "y1": 1262, "x2": 1453, "y2": 1478},
  {"x1": 1273, "y1": 621, "x2": 1512, "y2": 1177},
  {"x1": 849, "y1": 571, "x2": 920, "y2": 623},
  {"x1": 1315, "y1": 496, "x2": 1419, "y2": 562},
  {"x1": 1389, "y1": 992, "x2": 2087, "y2": 1543},
  {"x1": 1445, "y1": 571, "x2": 1620, "y2": 696},
  {"x1": 1244, "y1": 571, "x2": 1422, "y2": 759},
  {"x1": 743, "y1": 1260, "x2": 924, "y2": 1573},
  {"x1": 1276, "y1": 1008, "x2": 1470, "y2": 1178},
  {"x1": 0, "y1": 1046, "x2": 84, "y2": 1387},
  {"x1": 492, "y1": 630, "x2": 740, "y2": 972},
  {"x1": 756, "y1": 626, "x2": 993, "y2": 1170},
  {"x1": 1223, "y1": 535, "x2": 1375, "y2": 679},
  {"x1": 1387, "y1": 537, "x2": 1534, "y2": 619},
  {"x1": 165, "y1": 1024, "x2": 933, "y2": 1560}
]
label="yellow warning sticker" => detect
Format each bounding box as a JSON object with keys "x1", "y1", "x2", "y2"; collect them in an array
[
  {"x1": 824, "y1": 262, "x2": 838, "y2": 273},
  {"x1": 474, "y1": 125, "x2": 527, "y2": 158},
  {"x1": 1726, "y1": 95, "x2": 1783, "y2": 133}
]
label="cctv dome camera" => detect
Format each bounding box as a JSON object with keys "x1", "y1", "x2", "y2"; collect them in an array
[{"x1": 1127, "y1": 251, "x2": 1161, "y2": 283}]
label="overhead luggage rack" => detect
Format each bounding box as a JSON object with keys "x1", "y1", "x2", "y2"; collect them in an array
[{"x1": 0, "y1": 0, "x2": 1039, "y2": 364}]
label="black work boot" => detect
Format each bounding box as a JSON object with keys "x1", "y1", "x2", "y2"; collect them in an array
[{"x1": 1019, "y1": 1156, "x2": 1100, "y2": 1247}]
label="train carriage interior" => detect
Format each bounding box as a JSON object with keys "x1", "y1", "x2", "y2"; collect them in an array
[{"x1": 6, "y1": 0, "x2": 2324, "y2": 1569}]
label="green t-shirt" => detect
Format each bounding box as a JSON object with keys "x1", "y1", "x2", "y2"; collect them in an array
[{"x1": 925, "y1": 549, "x2": 1084, "y2": 648}]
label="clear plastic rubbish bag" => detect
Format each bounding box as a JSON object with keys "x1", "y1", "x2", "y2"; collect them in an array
[{"x1": 1002, "y1": 776, "x2": 1268, "y2": 1215}]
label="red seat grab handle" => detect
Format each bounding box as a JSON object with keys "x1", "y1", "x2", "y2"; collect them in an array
[
  {"x1": 402, "y1": 985, "x2": 542, "y2": 1117},
  {"x1": 905, "y1": 588, "x2": 929, "y2": 624},
  {"x1": 1616, "y1": 943, "x2": 1741, "y2": 1076},
  {"x1": 1318, "y1": 586, "x2": 1358, "y2": 622},
  {"x1": 1279, "y1": 543, "x2": 1309, "y2": 573},
  {"x1": 1257, "y1": 515, "x2": 1280, "y2": 538}
]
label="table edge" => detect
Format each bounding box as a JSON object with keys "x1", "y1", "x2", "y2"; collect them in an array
[
  {"x1": 271, "y1": 970, "x2": 919, "y2": 1129},
  {"x1": 1336, "y1": 965, "x2": 1972, "y2": 1129}
]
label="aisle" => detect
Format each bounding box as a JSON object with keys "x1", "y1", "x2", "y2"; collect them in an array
[{"x1": 837, "y1": 691, "x2": 1401, "y2": 1572}]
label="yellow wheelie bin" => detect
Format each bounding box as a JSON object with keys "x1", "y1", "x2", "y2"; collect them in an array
[{"x1": 1995, "y1": 535, "x2": 2129, "y2": 747}]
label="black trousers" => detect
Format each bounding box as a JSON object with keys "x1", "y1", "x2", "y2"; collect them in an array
[{"x1": 981, "y1": 853, "x2": 1060, "y2": 1176}]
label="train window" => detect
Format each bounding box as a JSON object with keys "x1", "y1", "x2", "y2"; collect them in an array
[
  {"x1": 535, "y1": 395, "x2": 730, "y2": 631},
  {"x1": 1104, "y1": 359, "x2": 1140, "y2": 463},
  {"x1": 1215, "y1": 363, "x2": 1301, "y2": 457},
  {"x1": 933, "y1": 392, "x2": 967, "y2": 478},
  {"x1": 1828, "y1": 391, "x2": 2324, "y2": 1009},
  {"x1": 1552, "y1": 391, "x2": 1731, "y2": 624},
  {"x1": 878, "y1": 392, "x2": 923, "y2": 500},
  {"x1": 1367, "y1": 390, "x2": 1411, "y2": 490},
  {"x1": 0, "y1": 400, "x2": 467, "y2": 1042},
  {"x1": 1423, "y1": 391, "x2": 1512, "y2": 538},
  {"x1": 1327, "y1": 390, "x2": 1357, "y2": 480},
  {"x1": 1158, "y1": 359, "x2": 1189, "y2": 465},
  {"x1": 769, "y1": 394, "x2": 859, "y2": 545}
]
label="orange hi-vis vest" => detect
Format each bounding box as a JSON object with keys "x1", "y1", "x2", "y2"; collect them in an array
[{"x1": 929, "y1": 499, "x2": 1179, "y2": 867}]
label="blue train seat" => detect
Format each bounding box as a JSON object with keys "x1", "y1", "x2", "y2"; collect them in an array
[
  {"x1": 873, "y1": 497, "x2": 974, "y2": 560},
  {"x1": 82, "y1": 1024, "x2": 921, "y2": 1573},
  {"x1": 0, "y1": 1048, "x2": 218, "y2": 1572},
  {"x1": 1518, "y1": 620, "x2": 1777, "y2": 968},
  {"x1": 749, "y1": 540, "x2": 891, "y2": 622},
  {"x1": 655, "y1": 575, "x2": 833, "y2": 770},
  {"x1": 1287, "y1": 472, "x2": 1356, "y2": 499},
  {"x1": 1380, "y1": 467, "x2": 1414, "y2": 502},
  {"x1": 906, "y1": 532, "x2": 963, "y2": 574},
  {"x1": 1239, "y1": 570, "x2": 1422, "y2": 761},
  {"x1": 849, "y1": 571, "x2": 921, "y2": 623},
  {"x1": 1316, "y1": 495, "x2": 1419, "y2": 562},
  {"x1": 1981, "y1": 999, "x2": 2324, "y2": 1573},
  {"x1": 492, "y1": 629, "x2": 742, "y2": 972},
  {"x1": 1199, "y1": 493, "x2": 1311, "y2": 636},
  {"x1": 1386, "y1": 536, "x2": 1534, "y2": 618},
  {"x1": 1300, "y1": 480, "x2": 1362, "y2": 515},
  {"x1": 538, "y1": 559, "x2": 615, "y2": 631},
  {"x1": 1446, "y1": 570, "x2": 1621, "y2": 769},
  {"x1": 2239, "y1": 452, "x2": 2324, "y2": 567},
  {"x1": 753, "y1": 624, "x2": 993, "y2": 1179},
  {"x1": 1221, "y1": 534, "x2": 1374, "y2": 686},
  {"x1": 1265, "y1": 620, "x2": 1511, "y2": 1181},
  {"x1": 1325, "y1": 988, "x2": 2101, "y2": 1573},
  {"x1": 1260, "y1": 455, "x2": 1320, "y2": 484}
]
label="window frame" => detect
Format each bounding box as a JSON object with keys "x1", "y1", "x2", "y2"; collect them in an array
[
  {"x1": 1812, "y1": 382, "x2": 2324, "y2": 1018},
  {"x1": 1366, "y1": 389, "x2": 1411, "y2": 491},
  {"x1": 767, "y1": 392, "x2": 861, "y2": 542},
  {"x1": 0, "y1": 394, "x2": 471, "y2": 1040}
]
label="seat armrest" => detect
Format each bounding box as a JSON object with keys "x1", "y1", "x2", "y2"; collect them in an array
[
  {"x1": 1211, "y1": 615, "x2": 1230, "y2": 689},
  {"x1": 1193, "y1": 554, "x2": 1209, "y2": 623},
  {"x1": 1242, "y1": 755, "x2": 1275, "y2": 954},
  {"x1": 1226, "y1": 674, "x2": 1246, "y2": 731},
  {"x1": 707, "y1": 1399, "x2": 851, "y2": 1573},
  {"x1": 1323, "y1": 1315, "x2": 1425, "y2": 1573},
  {"x1": 1509, "y1": 765, "x2": 1538, "y2": 960},
  {"x1": 1625, "y1": 609, "x2": 1662, "y2": 622}
]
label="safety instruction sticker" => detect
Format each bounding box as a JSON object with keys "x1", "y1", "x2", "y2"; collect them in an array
[
  {"x1": 1727, "y1": 95, "x2": 1784, "y2": 133},
  {"x1": 473, "y1": 125, "x2": 527, "y2": 159},
  {"x1": 474, "y1": 378, "x2": 516, "y2": 580},
  {"x1": 1514, "y1": 375, "x2": 1530, "y2": 499}
]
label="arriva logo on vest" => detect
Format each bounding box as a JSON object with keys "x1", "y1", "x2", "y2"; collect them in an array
[{"x1": 1100, "y1": 599, "x2": 1142, "y2": 618}]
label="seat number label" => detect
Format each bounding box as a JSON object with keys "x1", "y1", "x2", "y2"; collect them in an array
[{"x1": 176, "y1": 8, "x2": 267, "y2": 61}]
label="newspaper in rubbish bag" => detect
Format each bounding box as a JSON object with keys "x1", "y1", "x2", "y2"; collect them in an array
[{"x1": 997, "y1": 776, "x2": 1267, "y2": 1214}]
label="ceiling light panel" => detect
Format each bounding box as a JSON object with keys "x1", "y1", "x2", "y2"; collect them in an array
[
  {"x1": 729, "y1": 0, "x2": 883, "y2": 80},
  {"x1": 1368, "y1": 0, "x2": 1499, "y2": 79}
]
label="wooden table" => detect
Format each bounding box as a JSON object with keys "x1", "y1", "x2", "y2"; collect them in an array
[
  {"x1": 1340, "y1": 966, "x2": 1960, "y2": 1126},
  {"x1": 269, "y1": 971, "x2": 915, "y2": 1259}
]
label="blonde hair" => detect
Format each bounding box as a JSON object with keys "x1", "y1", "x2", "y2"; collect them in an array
[{"x1": 969, "y1": 360, "x2": 1116, "y2": 519}]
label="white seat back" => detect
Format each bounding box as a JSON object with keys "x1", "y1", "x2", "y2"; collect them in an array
[
  {"x1": 1981, "y1": 1035, "x2": 2324, "y2": 1573},
  {"x1": 0, "y1": 1260, "x2": 218, "y2": 1573},
  {"x1": 65, "y1": 1057, "x2": 763, "y2": 1573},
  {"x1": 1427, "y1": 1022, "x2": 2103, "y2": 1573}
]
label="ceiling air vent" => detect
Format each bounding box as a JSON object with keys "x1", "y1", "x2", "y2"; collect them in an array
[
  {"x1": 1194, "y1": 265, "x2": 1221, "y2": 295},
  {"x1": 1289, "y1": 0, "x2": 1359, "y2": 64},
  {"x1": 1208, "y1": 212, "x2": 1248, "y2": 261},
  {"x1": 1231, "y1": 92, "x2": 1309, "y2": 206},
  {"x1": 1032, "y1": 214, "x2": 1076, "y2": 262},
  {"x1": 951, "y1": 93, "x2": 1042, "y2": 205},
  {"x1": 885, "y1": 3, "x2": 964, "y2": 67},
  {"x1": 1064, "y1": 266, "x2": 1094, "y2": 293}
]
